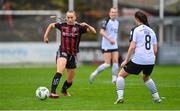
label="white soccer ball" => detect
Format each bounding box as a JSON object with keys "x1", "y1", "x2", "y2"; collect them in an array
[{"x1": 35, "y1": 86, "x2": 50, "y2": 100}]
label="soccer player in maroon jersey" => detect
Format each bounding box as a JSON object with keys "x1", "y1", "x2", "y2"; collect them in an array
[{"x1": 44, "y1": 10, "x2": 96, "y2": 98}]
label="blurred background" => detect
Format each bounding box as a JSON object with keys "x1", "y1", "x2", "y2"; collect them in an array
[{"x1": 0, "y1": 0, "x2": 180, "y2": 66}]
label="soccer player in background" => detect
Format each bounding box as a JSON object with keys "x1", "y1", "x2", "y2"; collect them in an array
[
  {"x1": 44, "y1": 10, "x2": 96, "y2": 98},
  {"x1": 2, "y1": 0, "x2": 13, "y2": 30},
  {"x1": 114, "y1": 10, "x2": 161, "y2": 104},
  {"x1": 89, "y1": 7, "x2": 120, "y2": 84}
]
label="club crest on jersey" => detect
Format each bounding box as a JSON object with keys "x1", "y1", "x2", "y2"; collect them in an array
[{"x1": 61, "y1": 52, "x2": 67, "y2": 57}]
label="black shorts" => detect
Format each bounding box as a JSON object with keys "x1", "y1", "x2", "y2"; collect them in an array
[
  {"x1": 56, "y1": 50, "x2": 77, "y2": 69},
  {"x1": 101, "y1": 48, "x2": 118, "y2": 53},
  {"x1": 124, "y1": 60, "x2": 154, "y2": 75}
]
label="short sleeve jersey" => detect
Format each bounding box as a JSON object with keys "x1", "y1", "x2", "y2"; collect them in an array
[
  {"x1": 129, "y1": 24, "x2": 157, "y2": 65},
  {"x1": 101, "y1": 19, "x2": 119, "y2": 50},
  {"x1": 55, "y1": 22, "x2": 87, "y2": 55}
]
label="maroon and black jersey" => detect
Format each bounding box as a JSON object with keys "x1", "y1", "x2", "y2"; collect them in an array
[{"x1": 55, "y1": 23, "x2": 87, "y2": 55}]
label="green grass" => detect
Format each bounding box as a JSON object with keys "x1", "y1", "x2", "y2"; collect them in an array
[{"x1": 0, "y1": 65, "x2": 180, "y2": 110}]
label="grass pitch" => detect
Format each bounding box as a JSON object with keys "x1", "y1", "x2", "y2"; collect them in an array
[{"x1": 0, "y1": 65, "x2": 180, "y2": 110}]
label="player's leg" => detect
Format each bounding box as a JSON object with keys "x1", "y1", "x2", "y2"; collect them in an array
[
  {"x1": 61, "y1": 69, "x2": 75, "y2": 96},
  {"x1": 114, "y1": 69, "x2": 129, "y2": 104},
  {"x1": 143, "y1": 66, "x2": 161, "y2": 103},
  {"x1": 49, "y1": 57, "x2": 67, "y2": 98},
  {"x1": 61, "y1": 55, "x2": 76, "y2": 96},
  {"x1": 143, "y1": 75, "x2": 161, "y2": 103},
  {"x1": 115, "y1": 61, "x2": 141, "y2": 104},
  {"x1": 89, "y1": 52, "x2": 111, "y2": 84},
  {"x1": 111, "y1": 51, "x2": 119, "y2": 83}
]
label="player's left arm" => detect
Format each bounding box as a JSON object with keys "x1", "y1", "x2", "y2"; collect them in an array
[
  {"x1": 152, "y1": 33, "x2": 158, "y2": 56},
  {"x1": 80, "y1": 22, "x2": 96, "y2": 34},
  {"x1": 153, "y1": 44, "x2": 158, "y2": 56}
]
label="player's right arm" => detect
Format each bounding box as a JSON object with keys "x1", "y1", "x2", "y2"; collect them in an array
[
  {"x1": 99, "y1": 29, "x2": 115, "y2": 45},
  {"x1": 121, "y1": 41, "x2": 136, "y2": 67},
  {"x1": 44, "y1": 23, "x2": 56, "y2": 43}
]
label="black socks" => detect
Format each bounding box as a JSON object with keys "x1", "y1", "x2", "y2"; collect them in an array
[
  {"x1": 51, "y1": 72, "x2": 62, "y2": 93},
  {"x1": 61, "y1": 80, "x2": 72, "y2": 93}
]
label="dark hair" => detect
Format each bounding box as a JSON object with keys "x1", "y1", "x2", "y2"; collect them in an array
[{"x1": 135, "y1": 11, "x2": 150, "y2": 27}]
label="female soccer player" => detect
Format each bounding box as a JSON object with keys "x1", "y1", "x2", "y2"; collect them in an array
[
  {"x1": 44, "y1": 10, "x2": 96, "y2": 98},
  {"x1": 89, "y1": 7, "x2": 120, "y2": 84},
  {"x1": 114, "y1": 10, "x2": 161, "y2": 104}
]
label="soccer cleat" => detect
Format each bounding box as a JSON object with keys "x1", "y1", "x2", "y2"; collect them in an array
[
  {"x1": 62, "y1": 91, "x2": 71, "y2": 96},
  {"x1": 114, "y1": 98, "x2": 124, "y2": 104},
  {"x1": 49, "y1": 93, "x2": 59, "y2": 98},
  {"x1": 89, "y1": 73, "x2": 96, "y2": 84},
  {"x1": 154, "y1": 98, "x2": 161, "y2": 103}
]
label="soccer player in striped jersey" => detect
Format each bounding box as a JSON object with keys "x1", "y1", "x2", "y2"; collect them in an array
[
  {"x1": 89, "y1": 7, "x2": 120, "y2": 84},
  {"x1": 44, "y1": 10, "x2": 96, "y2": 98},
  {"x1": 114, "y1": 11, "x2": 161, "y2": 104}
]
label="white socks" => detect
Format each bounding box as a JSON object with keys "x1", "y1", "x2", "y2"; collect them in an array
[
  {"x1": 145, "y1": 79, "x2": 160, "y2": 100},
  {"x1": 145, "y1": 78, "x2": 158, "y2": 94},
  {"x1": 92, "y1": 63, "x2": 110, "y2": 76},
  {"x1": 116, "y1": 77, "x2": 161, "y2": 102},
  {"x1": 116, "y1": 76, "x2": 125, "y2": 99},
  {"x1": 112, "y1": 63, "x2": 119, "y2": 83}
]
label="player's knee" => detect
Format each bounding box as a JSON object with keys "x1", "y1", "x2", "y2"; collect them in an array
[
  {"x1": 142, "y1": 75, "x2": 150, "y2": 82},
  {"x1": 117, "y1": 76, "x2": 124, "y2": 81},
  {"x1": 112, "y1": 58, "x2": 119, "y2": 63},
  {"x1": 118, "y1": 69, "x2": 128, "y2": 78}
]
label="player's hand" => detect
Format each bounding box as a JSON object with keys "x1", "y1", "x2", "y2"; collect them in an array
[
  {"x1": 109, "y1": 39, "x2": 115, "y2": 45},
  {"x1": 121, "y1": 60, "x2": 128, "y2": 68},
  {"x1": 44, "y1": 37, "x2": 49, "y2": 43},
  {"x1": 80, "y1": 22, "x2": 89, "y2": 27}
]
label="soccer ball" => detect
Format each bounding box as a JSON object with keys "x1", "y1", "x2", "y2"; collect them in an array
[{"x1": 35, "y1": 86, "x2": 50, "y2": 100}]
